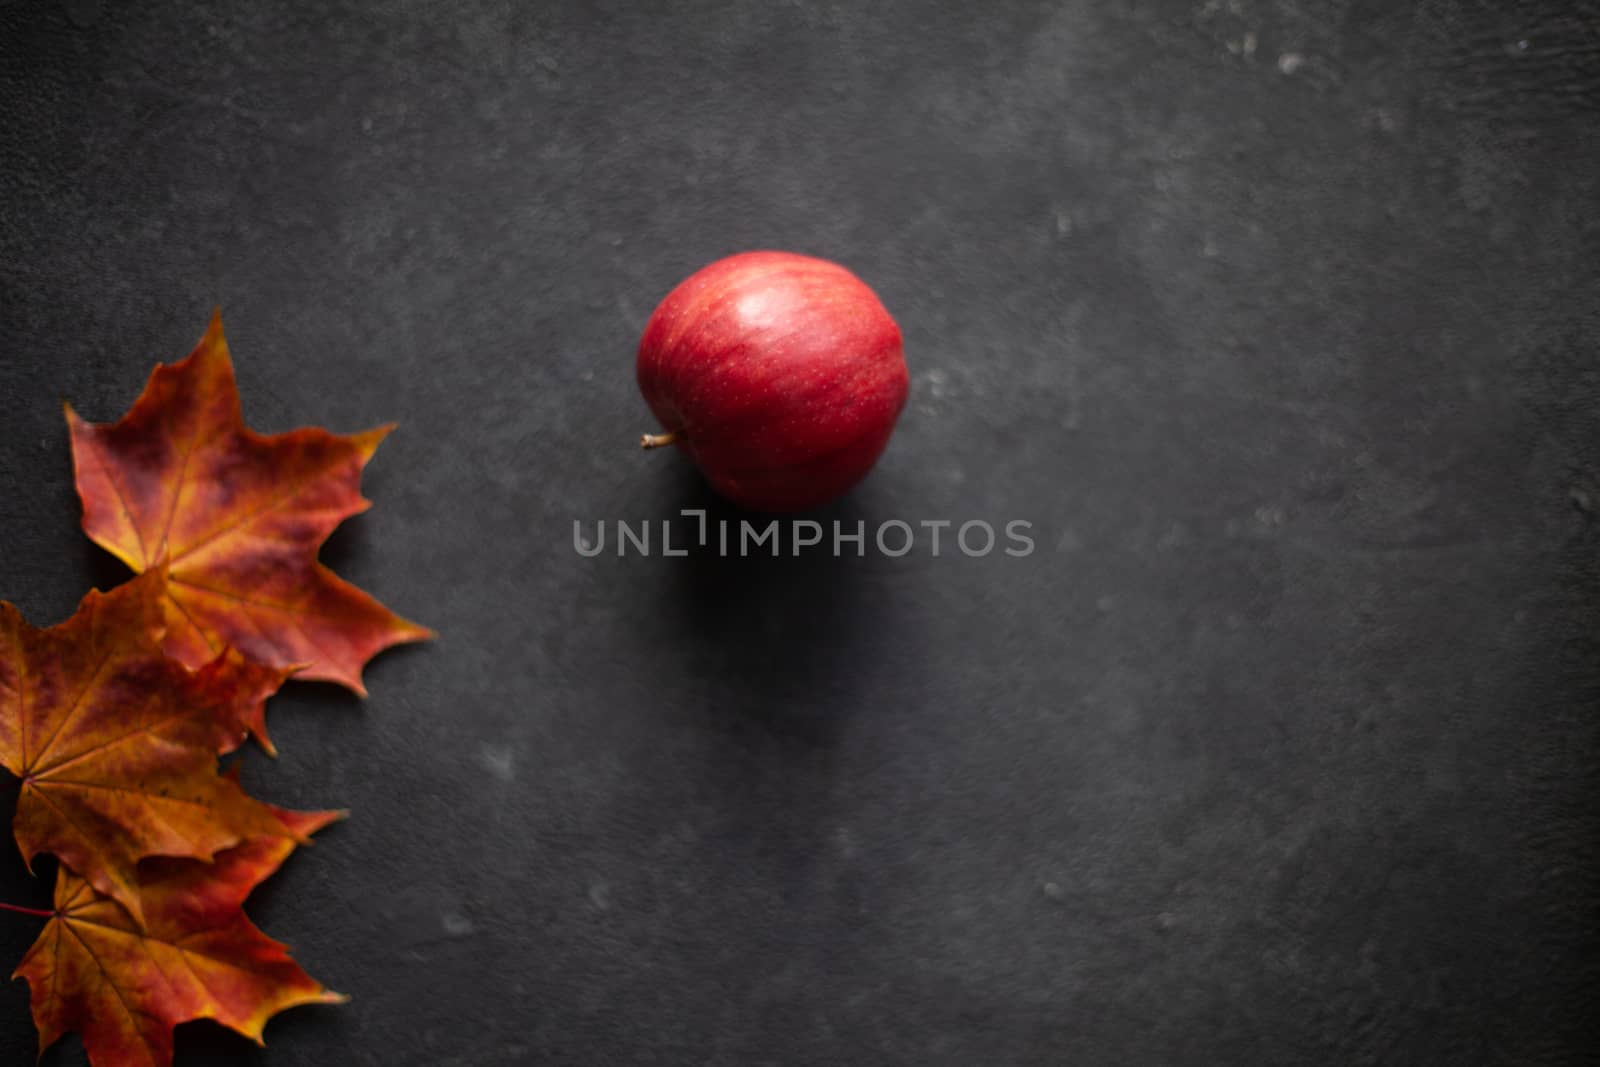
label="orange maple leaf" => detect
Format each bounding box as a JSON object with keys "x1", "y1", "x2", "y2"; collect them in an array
[
  {"x1": 15, "y1": 806, "x2": 345, "y2": 1067},
  {"x1": 66, "y1": 311, "x2": 431, "y2": 695},
  {"x1": 0, "y1": 573, "x2": 305, "y2": 925}
]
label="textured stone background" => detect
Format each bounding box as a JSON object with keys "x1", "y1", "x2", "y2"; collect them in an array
[{"x1": 2, "y1": 1, "x2": 1597, "y2": 1064}]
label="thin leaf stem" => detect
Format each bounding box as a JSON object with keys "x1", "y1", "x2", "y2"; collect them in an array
[{"x1": 0, "y1": 901, "x2": 53, "y2": 919}]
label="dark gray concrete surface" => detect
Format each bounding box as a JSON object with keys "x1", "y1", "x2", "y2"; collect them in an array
[{"x1": 2, "y1": 1, "x2": 1598, "y2": 1064}]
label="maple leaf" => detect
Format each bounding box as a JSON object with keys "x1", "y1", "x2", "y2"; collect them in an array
[
  {"x1": 66, "y1": 310, "x2": 431, "y2": 696},
  {"x1": 0, "y1": 573, "x2": 305, "y2": 925},
  {"x1": 15, "y1": 806, "x2": 345, "y2": 1067}
]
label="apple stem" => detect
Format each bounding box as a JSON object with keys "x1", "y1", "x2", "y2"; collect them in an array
[
  {"x1": 640, "y1": 431, "x2": 680, "y2": 450},
  {"x1": 0, "y1": 901, "x2": 53, "y2": 920}
]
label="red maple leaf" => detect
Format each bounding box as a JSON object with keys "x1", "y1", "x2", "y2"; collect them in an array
[
  {"x1": 66, "y1": 311, "x2": 431, "y2": 695},
  {"x1": 15, "y1": 806, "x2": 345, "y2": 1067},
  {"x1": 0, "y1": 573, "x2": 303, "y2": 924}
]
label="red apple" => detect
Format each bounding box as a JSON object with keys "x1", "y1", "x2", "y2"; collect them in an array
[{"x1": 637, "y1": 251, "x2": 909, "y2": 512}]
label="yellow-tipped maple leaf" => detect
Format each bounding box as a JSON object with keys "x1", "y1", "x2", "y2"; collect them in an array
[
  {"x1": 0, "y1": 573, "x2": 304, "y2": 925},
  {"x1": 66, "y1": 311, "x2": 431, "y2": 696},
  {"x1": 16, "y1": 807, "x2": 345, "y2": 1067}
]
